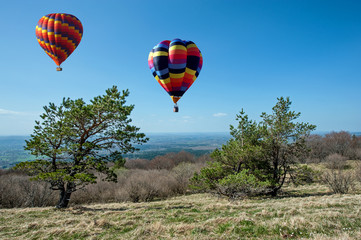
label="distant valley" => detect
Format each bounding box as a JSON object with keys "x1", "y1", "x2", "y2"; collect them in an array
[
  {"x1": 0, "y1": 133, "x2": 230, "y2": 169},
  {"x1": 2, "y1": 131, "x2": 360, "y2": 169}
]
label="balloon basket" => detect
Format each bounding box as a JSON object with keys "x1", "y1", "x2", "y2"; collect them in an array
[
  {"x1": 173, "y1": 105, "x2": 179, "y2": 112},
  {"x1": 56, "y1": 67, "x2": 62, "y2": 71}
]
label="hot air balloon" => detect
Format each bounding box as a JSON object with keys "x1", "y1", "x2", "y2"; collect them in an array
[
  {"x1": 148, "y1": 39, "x2": 203, "y2": 112},
  {"x1": 35, "y1": 13, "x2": 83, "y2": 71}
]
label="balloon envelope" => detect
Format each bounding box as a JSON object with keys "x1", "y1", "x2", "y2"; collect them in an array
[
  {"x1": 148, "y1": 39, "x2": 203, "y2": 104},
  {"x1": 35, "y1": 13, "x2": 83, "y2": 69}
]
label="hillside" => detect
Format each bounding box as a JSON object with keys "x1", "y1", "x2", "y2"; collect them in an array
[{"x1": 1, "y1": 185, "x2": 360, "y2": 240}]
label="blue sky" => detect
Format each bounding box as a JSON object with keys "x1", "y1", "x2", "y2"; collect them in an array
[{"x1": 0, "y1": 0, "x2": 360, "y2": 135}]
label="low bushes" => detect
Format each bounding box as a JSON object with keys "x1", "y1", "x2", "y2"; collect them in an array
[
  {"x1": 325, "y1": 153, "x2": 348, "y2": 169},
  {"x1": 0, "y1": 171, "x2": 56, "y2": 208},
  {"x1": 321, "y1": 169, "x2": 355, "y2": 194},
  {"x1": 124, "y1": 169, "x2": 178, "y2": 202},
  {"x1": 1, "y1": 149, "x2": 360, "y2": 209},
  {"x1": 0, "y1": 153, "x2": 207, "y2": 208}
]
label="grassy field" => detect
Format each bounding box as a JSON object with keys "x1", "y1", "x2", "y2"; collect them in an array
[{"x1": 0, "y1": 184, "x2": 360, "y2": 240}]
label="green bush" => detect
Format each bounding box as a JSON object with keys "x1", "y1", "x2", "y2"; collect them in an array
[
  {"x1": 289, "y1": 165, "x2": 320, "y2": 186},
  {"x1": 190, "y1": 161, "x2": 229, "y2": 191},
  {"x1": 216, "y1": 170, "x2": 270, "y2": 199}
]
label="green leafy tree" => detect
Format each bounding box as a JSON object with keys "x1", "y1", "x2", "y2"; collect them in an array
[
  {"x1": 191, "y1": 110, "x2": 268, "y2": 192},
  {"x1": 15, "y1": 86, "x2": 148, "y2": 208},
  {"x1": 192, "y1": 97, "x2": 316, "y2": 197},
  {"x1": 260, "y1": 97, "x2": 316, "y2": 195}
]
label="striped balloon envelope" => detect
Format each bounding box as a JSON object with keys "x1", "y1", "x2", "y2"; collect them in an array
[
  {"x1": 148, "y1": 39, "x2": 203, "y2": 112},
  {"x1": 35, "y1": 13, "x2": 83, "y2": 71}
]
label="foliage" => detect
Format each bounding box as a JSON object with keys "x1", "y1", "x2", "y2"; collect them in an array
[
  {"x1": 259, "y1": 97, "x2": 316, "y2": 195},
  {"x1": 14, "y1": 86, "x2": 148, "y2": 208},
  {"x1": 288, "y1": 165, "x2": 320, "y2": 186},
  {"x1": 192, "y1": 97, "x2": 316, "y2": 197},
  {"x1": 191, "y1": 161, "x2": 228, "y2": 191},
  {"x1": 217, "y1": 169, "x2": 270, "y2": 199}
]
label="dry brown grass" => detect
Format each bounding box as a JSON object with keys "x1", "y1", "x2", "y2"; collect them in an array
[{"x1": 1, "y1": 184, "x2": 361, "y2": 240}]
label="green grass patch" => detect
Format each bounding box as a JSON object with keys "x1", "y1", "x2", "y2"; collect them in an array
[
  {"x1": 215, "y1": 222, "x2": 232, "y2": 234},
  {"x1": 192, "y1": 227, "x2": 209, "y2": 235}
]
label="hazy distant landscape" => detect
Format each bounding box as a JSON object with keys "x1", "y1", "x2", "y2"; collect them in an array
[
  {"x1": 0, "y1": 133, "x2": 230, "y2": 169},
  {"x1": 2, "y1": 132, "x2": 361, "y2": 169},
  {"x1": 0, "y1": 136, "x2": 35, "y2": 169}
]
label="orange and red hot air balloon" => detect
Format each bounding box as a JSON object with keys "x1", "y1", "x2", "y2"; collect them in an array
[
  {"x1": 35, "y1": 13, "x2": 83, "y2": 71},
  {"x1": 148, "y1": 39, "x2": 203, "y2": 112}
]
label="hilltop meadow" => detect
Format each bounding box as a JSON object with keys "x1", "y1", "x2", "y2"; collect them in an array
[
  {"x1": 1, "y1": 130, "x2": 361, "y2": 239},
  {"x1": 0, "y1": 184, "x2": 361, "y2": 240},
  {"x1": 1, "y1": 1, "x2": 361, "y2": 239}
]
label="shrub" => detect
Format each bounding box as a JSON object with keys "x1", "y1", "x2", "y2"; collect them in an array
[
  {"x1": 1, "y1": 160, "x2": 205, "y2": 208},
  {"x1": 171, "y1": 162, "x2": 203, "y2": 194},
  {"x1": 0, "y1": 152, "x2": 215, "y2": 208},
  {"x1": 148, "y1": 151, "x2": 197, "y2": 170},
  {"x1": 58, "y1": 170, "x2": 130, "y2": 205},
  {"x1": 325, "y1": 153, "x2": 348, "y2": 169},
  {"x1": 321, "y1": 169, "x2": 355, "y2": 194},
  {"x1": 125, "y1": 158, "x2": 150, "y2": 169},
  {"x1": 305, "y1": 134, "x2": 328, "y2": 162},
  {"x1": 346, "y1": 148, "x2": 361, "y2": 160},
  {"x1": 324, "y1": 131, "x2": 352, "y2": 156},
  {"x1": 190, "y1": 161, "x2": 229, "y2": 192},
  {"x1": 124, "y1": 169, "x2": 177, "y2": 202},
  {"x1": 216, "y1": 170, "x2": 270, "y2": 199},
  {"x1": 305, "y1": 132, "x2": 361, "y2": 162},
  {"x1": 289, "y1": 165, "x2": 320, "y2": 186},
  {"x1": 355, "y1": 162, "x2": 361, "y2": 183},
  {"x1": 148, "y1": 155, "x2": 176, "y2": 170},
  {"x1": 0, "y1": 172, "x2": 56, "y2": 208},
  {"x1": 71, "y1": 180, "x2": 124, "y2": 204}
]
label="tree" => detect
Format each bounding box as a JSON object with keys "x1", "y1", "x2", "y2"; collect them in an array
[
  {"x1": 260, "y1": 97, "x2": 316, "y2": 195},
  {"x1": 305, "y1": 134, "x2": 328, "y2": 161},
  {"x1": 324, "y1": 131, "x2": 352, "y2": 156},
  {"x1": 191, "y1": 97, "x2": 316, "y2": 197},
  {"x1": 15, "y1": 86, "x2": 148, "y2": 208}
]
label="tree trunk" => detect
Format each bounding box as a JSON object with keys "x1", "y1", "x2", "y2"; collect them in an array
[
  {"x1": 269, "y1": 167, "x2": 287, "y2": 197},
  {"x1": 270, "y1": 187, "x2": 279, "y2": 197},
  {"x1": 56, "y1": 183, "x2": 74, "y2": 208}
]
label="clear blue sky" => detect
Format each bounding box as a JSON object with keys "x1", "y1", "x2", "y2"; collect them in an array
[{"x1": 0, "y1": 0, "x2": 360, "y2": 135}]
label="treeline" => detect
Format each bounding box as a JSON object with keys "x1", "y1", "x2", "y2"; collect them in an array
[
  {"x1": 0, "y1": 152, "x2": 209, "y2": 208},
  {"x1": 306, "y1": 131, "x2": 361, "y2": 163}
]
